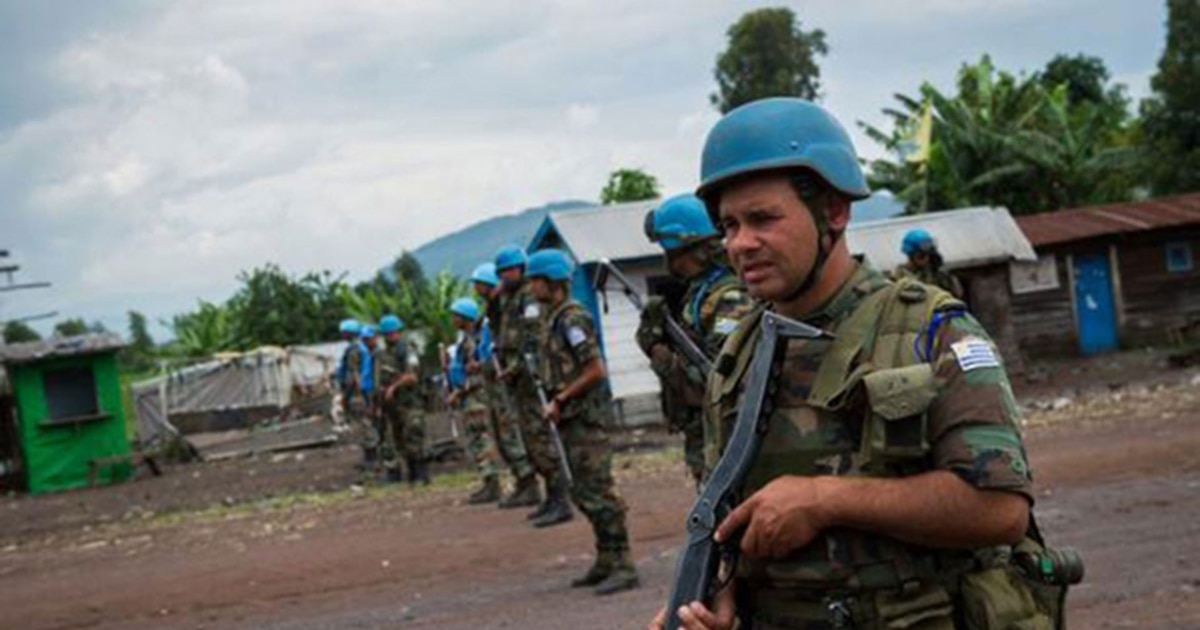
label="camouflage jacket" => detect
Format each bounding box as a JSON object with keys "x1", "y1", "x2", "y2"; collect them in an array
[
  {"x1": 494, "y1": 280, "x2": 543, "y2": 372},
  {"x1": 374, "y1": 339, "x2": 418, "y2": 408},
  {"x1": 704, "y1": 262, "x2": 1032, "y2": 604},
  {"x1": 636, "y1": 266, "x2": 753, "y2": 407},
  {"x1": 539, "y1": 299, "x2": 614, "y2": 424},
  {"x1": 893, "y1": 262, "x2": 965, "y2": 299}
]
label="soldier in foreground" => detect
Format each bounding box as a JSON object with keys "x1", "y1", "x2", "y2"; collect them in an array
[
  {"x1": 652, "y1": 98, "x2": 1064, "y2": 629},
  {"x1": 472, "y1": 262, "x2": 541, "y2": 508},
  {"x1": 446, "y1": 297, "x2": 504, "y2": 504},
  {"x1": 526, "y1": 248, "x2": 639, "y2": 595},
  {"x1": 494, "y1": 245, "x2": 573, "y2": 526},
  {"x1": 893, "y1": 228, "x2": 965, "y2": 298},
  {"x1": 638, "y1": 193, "x2": 753, "y2": 486},
  {"x1": 375, "y1": 314, "x2": 429, "y2": 485}
]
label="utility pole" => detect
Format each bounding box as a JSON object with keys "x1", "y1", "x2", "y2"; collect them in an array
[{"x1": 0, "y1": 250, "x2": 55, "y2": 341}]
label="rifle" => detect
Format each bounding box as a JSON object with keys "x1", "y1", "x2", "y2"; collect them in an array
[
  {"x1": 593, "y1": 258, "x2": 713, "y2": 376},
  {"x1": 522, "y1": 351, "x2": 575, "y2": 487},
  {"x1": 663, "y1": 312, "x2": 831, "y2": 630}
]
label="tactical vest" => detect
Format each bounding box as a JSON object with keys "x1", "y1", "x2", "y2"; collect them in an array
[
  {"x1": 541, "y1": 300, "x2": 613, "y2": 422},
  {"x1": 707, "y1": 277, "x2": 1063, "y2": 629}
]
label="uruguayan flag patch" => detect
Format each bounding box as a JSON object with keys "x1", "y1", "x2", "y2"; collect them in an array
[
  {"x1": 713, "y1": 317, "x2": 739, "y2": 335},
  {"x1": 951, "y1": 337, "x2": 1000, "y2": 371},
  {"x1": 566, "y1": 326, "x2": 587, "y2": 347}
]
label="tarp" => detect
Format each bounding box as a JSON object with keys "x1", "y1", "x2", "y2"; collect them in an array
[{"x1": 132, "y1": 343, "x2": 343, "y2": 448}]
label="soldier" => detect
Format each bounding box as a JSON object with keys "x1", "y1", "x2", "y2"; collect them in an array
[
  {"x1": 376, "y1": 314, "x2": 430, "y2": 485},
  {"x1": 637, "y1": 193, "x2": 754, "y2": 486},
  {"x1": 447, "y1": 297, "x2": 504, "y2": 504},
  {"x1": 335, "y1": 318, "x2": 366, "y2": 422},
  {"x1": 472, "y1": 262, "x2": 541, "y2": 509},
  {"x1": 652, "y1": 98, "x2": 1050, "y2": 629},
  {"x1": 893, "y1": 228, "x2": 965, "y2": 298},
  {"x1": 493, "y1": 245, "x2": 573, "y2": 526},
  {"x1": 356, "y1": 324, "x2": 380, "y2": 471},
  {"x1": 526, "y1": 248, "x2": 640, "y2": 595}
]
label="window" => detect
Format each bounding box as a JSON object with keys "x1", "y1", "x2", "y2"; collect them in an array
[
  {"x1": 1166, "y1": 242, "x2": 1194, "y2": 274},
  {"x1": 42, "y1": 366, "x2": 100, "y2": 422}
]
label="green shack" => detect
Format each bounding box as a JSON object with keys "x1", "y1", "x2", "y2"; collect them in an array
[{"x1": 0, "y1": 333, "x2": 132, "y2": 493}]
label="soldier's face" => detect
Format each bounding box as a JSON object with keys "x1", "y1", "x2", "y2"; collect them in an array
[
  {"x1": 717, "y1": 174, "x2": 820, "y2": 302},
  {"x1": 528, "y1": 277, "x2": 551, "y2": 302},
  {"x1": 499, "y1": 267, "x2": 523, "y2": 288},
  {"x1": 473, "y1": 281, "x2": 492, "y2": 299}
]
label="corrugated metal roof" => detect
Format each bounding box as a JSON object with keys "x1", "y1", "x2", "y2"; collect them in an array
[
  {"x1": 542, "y1": 199, "x2": 660, "y2": 263},
  {"x1": 848, "y1": 206, "x2": 1036, "y2": 271},
  {"x1": 0, "y1": 333, "x2": 126, "y2": 365},
  {"x1": 543, "y1": 201, "x2": 1035, "y2": 270},
  {"x1": 1015, "y1": 193, "x2": 1200, "y2": 247}
]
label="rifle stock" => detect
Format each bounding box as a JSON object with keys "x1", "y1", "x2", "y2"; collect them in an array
[
  {"x1": 593, "y1": 258, "x2": 713, "y2": 375},
  {"x1": 663, "y1": 312, "x2": 830, "y2": 629}
]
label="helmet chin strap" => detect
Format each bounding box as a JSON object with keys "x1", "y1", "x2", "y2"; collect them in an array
[{"x1": 780, "y1": 219, "x2": 844, "y2": 306}]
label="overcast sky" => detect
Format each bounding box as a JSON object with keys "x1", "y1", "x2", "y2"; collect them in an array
[{"x1": 0, "y1": 0, "x2": 1167, "y2": 338}]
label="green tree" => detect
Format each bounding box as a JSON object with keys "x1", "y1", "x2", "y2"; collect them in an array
[
  {"x1": 53, "y1": 318, "x2": 91, "y2": 338},
  {"x1": 600, "y1": 168, "x2": 660, "y2": 204},
  {"x1": 168, "y1": 301, "x2": 236, "y2": 357},
  {"x1": 863, "y1": 56, "x2": 1136, "y2": 215},
  {"x1": 3, "y1": 320, "x2": 41, "y2": 343},
  {"x1": 1141, "y1": 0, "x2": 1200, "y2": 195},
  {"x1": 120, "y1": 310, "x2": 157, "y2": 372},
  {"x1": 391, "y1": 251, "x2": 428, "y2": 293},
  {"x1": 225, "y1": 264, "x2": 347, "y2": 348},
  {"x1": 711, "y1": 7, "x2": 828, "y2": 113},
  {"x1": 342, "y1": 270, "x2": 468, "y2": 370}
]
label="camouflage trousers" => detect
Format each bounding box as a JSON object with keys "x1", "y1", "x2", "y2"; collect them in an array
[
  {"x1": 381, "y1": 399, "x2": 428, "y2": 462},
  {"x1": 669, "y1": 405, "x2": 705, "y2": 485},
  {"x1": 464, "y1": 407, "x2": 500, "y2": 480},
  {"x1": 559, "y1": 412, "x2": 630, "y2": 554},
  {"x1": 487, "y1": 384, "x2": 534, "y2": 480},
  {"x1": 503, "y1": 373, "x2": 565, "y2": 489}
]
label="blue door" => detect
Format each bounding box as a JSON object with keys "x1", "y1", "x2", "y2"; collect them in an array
[{"x1": 1073, "y1": 253, "x2": 1119, "y2": 355}]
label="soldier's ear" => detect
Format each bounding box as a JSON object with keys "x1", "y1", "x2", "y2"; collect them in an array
[{"x1": 826, "y1": 195, "x2": 851, "y2": 231}]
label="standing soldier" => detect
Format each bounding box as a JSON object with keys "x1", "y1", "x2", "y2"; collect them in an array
[
  {"x1": 376, "y1": 314, "x2": 429, "y2": 485},
  {"x1": 472, "y1": 263, "x2": 541, "y2": 509},
  {"x1": 357, "y1": 324, "x2": 379, "y2": 471},
  {"x1": 893, "y1": 228, "x2": 965, "y2": 298},
  {"x1": 637, "y1": 193, "x2": 754, "y2": 486},
  {"x1": 336, "y1": 318, "x2": 366, "y2": 422},
  {"x1": 447, "y1": 297, "x2": 504, "y2": 504},
  {"x1": 651, "y1": 98, "x2": 1056, "y2": 629},
  {"x1": 493, "y1": 245, "x2": 573, "y2": 526},
  {"x1": 526, "y1": 248, "x2": 639, "y2": 595}
]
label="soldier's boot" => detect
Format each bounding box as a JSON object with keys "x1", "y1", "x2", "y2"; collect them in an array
[
  {"x1": 570, "y1": 551, "x2": 615, "y2": 588},
  {"x1": 412, "y1": 458, "x2": 432, "y2": 487},
  {"x1": 592, "y1": 553, "x2": 640, "y2": 596},
  {"x1": 467, "y1": 475, "x2": 501, "y2": 505},
  {"x1": 385, "y1": 467, "x2": 404, "y2": 484},
  {"x1": 526, "y1": 479, "x2": 552, "y2": 520},
  {"x1": 356, "y1": 446, "x2": 378, "y2": 472},
  {"x1": 531, "y1": 484, "x2": 574, "y2": 528},
  {"x1": 499, "y1": 475, "x2": 541, "y2": 509}
]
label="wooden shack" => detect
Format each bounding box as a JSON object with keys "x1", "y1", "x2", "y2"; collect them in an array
[
  {"x1": 0, "y1": 333, "x2": 132, "y2": 493},
  {"x1": 1012, "y1": 193, "x2": 1200, "y2": 356}
]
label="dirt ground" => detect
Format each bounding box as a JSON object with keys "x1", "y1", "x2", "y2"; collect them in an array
[{"x1": 2, "y1": 350, "x2": 1200, "y2": 630}]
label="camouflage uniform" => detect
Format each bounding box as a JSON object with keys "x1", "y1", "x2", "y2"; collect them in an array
[
  {"x1": 375, "y1": 338, "x2": 428, "y2": 482},
  {"x1": 540, "y1": 299, "x2": 638, "y2": 590},
  {"x1": 496, "y1": 281, "x2": 565, "y2": 492},
  {"x1": 481, "y1": 307, "x2": 536, "y2": 485},
  {"x1": 893, "y1": 262, "x2": 965, "y2": 299},
  {"x1": 705, "y1": 262, "x2": 1036, "y2": 629},
  {"x1": 454, "y1": 332, "x2": 502, "y2": 487},
  {"x1": 636, "y1": 266, "x2": 753, "y2": 483}
]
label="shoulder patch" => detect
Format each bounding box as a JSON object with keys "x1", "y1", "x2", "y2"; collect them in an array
[
  {"x1": 566, "y1": 326, "x2": 587, "y2": 347},
  {"x1": 713, "y1": 317, "x2": 739, "y2": 336},
  {"x1": 719, "y1": 289, "x2": 745, "y2": 303},
  {"x1": 897, "y1": 282, "x2": 928, "y2": 304},
  {"x1": 951, "y1": 337, "x2": 1000, "y2": 371},
  {"x1": 523, "y1": 303, "x2": 540, "y2": 319}
]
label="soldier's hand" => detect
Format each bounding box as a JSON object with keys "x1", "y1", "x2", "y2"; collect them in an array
[
  {"x1": 716, "y1": 475, "x2": 827, "y2": 559},
  {"x1": 647, "y1": 584, "x2": 736, "y2": 630},
  {"x1": 543, "y1": 399, "x2": 562, "y2": 424}
]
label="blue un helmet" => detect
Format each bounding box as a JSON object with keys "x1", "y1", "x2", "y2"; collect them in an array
[
  {"x1": 449, "y1": 297, "x2": 481, "y2": 322},
  {"x1": 644, "y1": 194, "x2": 719, "y2": 251},
  {"x1": 360, "y1": 325, "x2": 377, "y2": 339},
  {"x1": 696, "y1": 98, "x2": 870, "y2": 208},
  {"x1": 494, "y1": 245, "x2": 528, "y2": 272},
  {"x1": 339, "y1": 318, "x2": 362, "y2": 336},
  {"x1": 526, "y1": 248, "x2": 574, "y2": 281},
  {"x1": 902, "y1": 228, "x2": 937, "y2": 255},
  {"x1": 378, "y1": 314, "x2": 404, "y2": 334},
  {"x1": 470, "y1": 262, "x2": 500, "y2": 287}
]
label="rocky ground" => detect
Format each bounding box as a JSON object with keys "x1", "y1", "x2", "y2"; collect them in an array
[{"x1": 1, "y1": 350, "x2": 1198, "y2": 629}]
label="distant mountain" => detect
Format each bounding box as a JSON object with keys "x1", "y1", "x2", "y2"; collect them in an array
[{"x1": 410, "y1": 200, "x2": 595, "y2": 278}]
